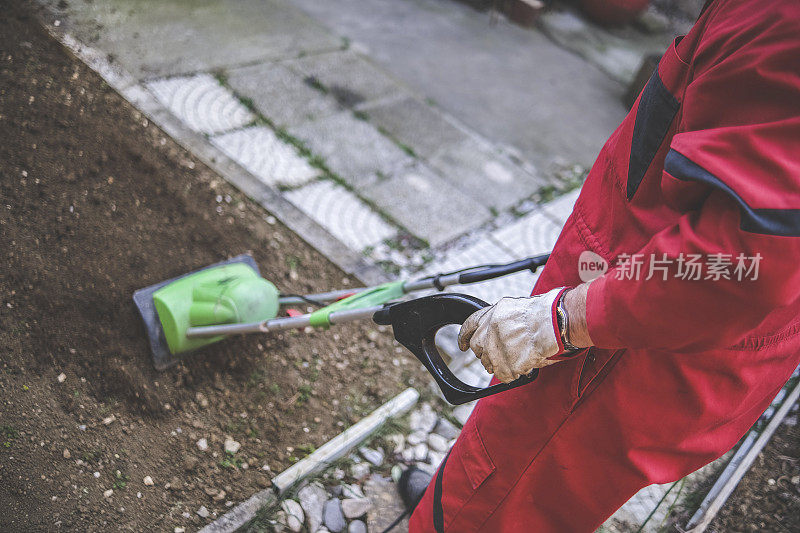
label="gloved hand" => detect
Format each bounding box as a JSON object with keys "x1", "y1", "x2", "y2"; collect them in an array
[{"x1": 458, "y1": 287, "x2": 566, "y2": 383}]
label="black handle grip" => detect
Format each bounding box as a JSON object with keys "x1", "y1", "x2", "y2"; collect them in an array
[
  {"x1": 457, "y1": 254, "x2": 549, "y2": 285},
  {"x1": 373, "y1": 293, "x2": 538, "y2": 405}
]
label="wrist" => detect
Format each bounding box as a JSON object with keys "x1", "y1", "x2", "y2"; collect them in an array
[{"x1": 563, "y1": 283, "x2": 593, "y2": 349}]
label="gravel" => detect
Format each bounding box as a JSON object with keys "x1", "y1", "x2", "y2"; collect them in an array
[
  {"x1": 323, "y1": 498, "x2": 346, "y2": 533},
  {"x1": 298, "y1": 483, "x2": 327, "y2": 532},
  {"x1": 341, "y1": 497, "x2": 371, "y2": 519},
  {"x1": 409, "y1": 404, "x2": 438, "y2": 433},
  {"x1": 223, "y1": 438, "x2": 241, "y2": 454}
]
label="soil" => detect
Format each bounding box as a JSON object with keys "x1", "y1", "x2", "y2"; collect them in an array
[
  {"x1": 0, "y1": 3, "x2": 428, "y2": 531},
  {"x1": 709, "y1": 416, "x2": 800, "y2": 533}
]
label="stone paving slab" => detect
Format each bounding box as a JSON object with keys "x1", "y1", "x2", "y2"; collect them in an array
[
  {"x1": 360, "y1": 96, "x2": 470, "y2": 160},
  {"x1": 284, "y1": 180, "x2": 396, "y2": 252},
  {"x1": 422, "y1": 237, "x2": 538, "y2": 303},
  {"x1": 540, "y1": 187, "x2": 580, "y2": 226},
  {"x1": 362, "y1": 165, "x2": 492, "y2": 247},
  {"x1": 211, "y1": 126, "x2": 321, "y2": 188},
  {"x1": 287, "y1": 0, "x2": 627, "y2": 172},
  {"x1": 492, "y1": 208, "x2": 564, "y2": 260},
  {"x1": 288, "y1": 111, "x2": 414, "y2": 189},
  {"x1": 60, "y1": 0, "x2": 342, "y2": 80},
  {"x1": 145, "y1": 74, "x2": 255, "y2": 135},
  {"x1": 285, "y1": 50, "x2": 406, "y2": 108},
  {"x1": 429, "y1": 137, "x2": 549, "y2": 211},
  {"x1": 226, "y1": 62, "x2": 342, "y2": 128},
  {"x1": 538, "y1": 8, "x2": 677, "y2": 86}
]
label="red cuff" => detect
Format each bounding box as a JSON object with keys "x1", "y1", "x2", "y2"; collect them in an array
[
  {"x1": 586, "y1": 274, "x2": 626, "y2": 349},
  {"x1": 547, "y1": 287, "x2": 588, "y2": 361}
]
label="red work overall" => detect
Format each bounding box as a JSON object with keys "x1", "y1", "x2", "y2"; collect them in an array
[{"x1": 410, "y1": 1, "x2": 800, "y2": 531}]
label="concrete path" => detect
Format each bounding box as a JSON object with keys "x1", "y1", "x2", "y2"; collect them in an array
[{"x1": 287, "y1": 0, "x2": 628, "y2": 173}]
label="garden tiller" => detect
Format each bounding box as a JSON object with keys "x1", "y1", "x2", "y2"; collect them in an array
[{"x1": 133, "y1": 253, "x2": 549, "y2": 405}]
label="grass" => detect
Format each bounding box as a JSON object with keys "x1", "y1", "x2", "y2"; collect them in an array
[
  {"x1": 302, "y1": 75, "x2": 328, "y2": 94},
  {"x1": 297, "y1": 384, "x2": 313, "y2": 404},
  {"x1": 113, "y1": 470, "x2": 130, "y2": 490},
  {"x1": 220, "y1": 452, "x2": 244, "y2": 470},
  {"x1": 1, "y1": 425, "x2": 18, "y2": 448}
]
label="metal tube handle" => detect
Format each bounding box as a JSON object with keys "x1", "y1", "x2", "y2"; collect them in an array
[{"x1": 373, "y1": 293, "x2": 538, "y2": 405}]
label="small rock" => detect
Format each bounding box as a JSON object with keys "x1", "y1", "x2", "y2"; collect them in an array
[
  {"x1": 57, "y1": 373, "x2": 66, "y2": 383},
  {"x1": 282, "y1": 499, "x2": 304, "y2": 533},
  {"x1": 406, "y1": 431, "x2": 427, "y2": 446},
  {"x1": 341, "y1": 497, "x2": 371, "y2": 519},
  {"x1": 409, "y1": 404, "x2": 438, "y2": 433},
  {"x1": 427, "y1": 433, "x2": 449, "y2": 453},
  {"x1": 213, "y1": 489, "x2": 227, "y2": 502},
  {"x1": 348, "y1": 520, "x2": 367, "y2": 533},
  {"x1": 287, "y1": 513, "x2": 303, "y2": 531},
  {"x1": 351, "y1": 463, "x2": 370, "y2": 479},
  {"x1": 401, "y1": 447, "x2": 416, "y2": 462},
  {"x1": 791, "y1": 475, "x2": 799, "y2": 485},
  {"x1": 323, "y1": 498, "x2": 346, "y2": 533},
  {"x1": 143, "y1": 476, "x2": 154, "y2": 486},
  {"x1": 195, "y1": 392, "x2": 209, "y2": 408},
  {"x1": 412, "y1": 443, "x2": 428, "y2": 462},
  {"x1": 332, "y1": 468, "x2": 345, "y2": 480},
  {"x1": 341, "y1": 483, "x2": 364, "y2": 499},
  {"x1": 103, "y1": 489, "x2": 113, "y2": 498},
  {"x1": 183, "y1": 455, "x2": 198, "y2": 471},
  {"x1": 433, "y1": 418, "x2": 460, "y2": 440},
  {"x1": 274, "y1": 510, "x2": 288, "y2": 531},
  {"x1": 428, "y1": 451, "x2": 446, "y2": 469},
  {"x1": 359, "y1": 447, "x2": 384, "y2": 466},
  {"x1": 197, "y1": 506, "x2": 210, "y2": 518},
  {"x1": 62, "y1": 448, "x2": 71, "y2": 459},
  {"x1": 224, "y1": 438, "x2": 241, "y2": 454},
  {"x1": 102, "y1": 415, "x2": 116, "y2": 425},
  {"x1": 196, "y1": 438, "x2": 208, "y2": 451},
  {"x1": 391, "y1": 465, "x2": 403, "y2": 483},
  {"x1": 174, "y1": 528, "x2": 185, "y2": 533},
  {"x1": 298, "y1": 483, "x2": 327, "y2": 532}
]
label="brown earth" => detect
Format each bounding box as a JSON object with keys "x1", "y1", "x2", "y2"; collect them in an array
[
  {"x1": 709, "y1": 416, "x2": 800, "y2": 533},
  {"x1": 0, "y1": 3, "x2": 428, "y2": 531}
]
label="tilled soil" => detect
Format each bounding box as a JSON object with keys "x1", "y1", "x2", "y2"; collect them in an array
[
  {"x1": 0, "y1": 3, "x2": 427, "y2": 531},
  {"x1": 709, "y1": 417, "x2": 800, "y2": 533}
]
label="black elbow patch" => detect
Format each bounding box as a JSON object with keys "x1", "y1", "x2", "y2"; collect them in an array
[
  {"x1": 627, "y1": 68, "x2": 680, "y2": 199},
  {"x1": 665, "y1": 149, "x2": 800, "y2": 237}
]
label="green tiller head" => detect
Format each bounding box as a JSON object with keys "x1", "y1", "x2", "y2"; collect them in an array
[{"x1": 133, "y1": 255, "x2": 279, "y2": 369}]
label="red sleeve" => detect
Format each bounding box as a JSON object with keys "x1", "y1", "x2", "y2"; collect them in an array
[{"x1": 586, "y1": 3, "x2": 800, "y2": 352}]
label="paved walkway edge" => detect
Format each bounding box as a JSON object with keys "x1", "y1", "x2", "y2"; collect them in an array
[
  {"x1": 272, "y1": 387, "x2": 419, "y2": 494},
  {"x1": 45, "y1": 25, "x2": 390, "y2": 287},
  {"x1": 199, "y1": 387, "x2": 419, "y2": 533}
]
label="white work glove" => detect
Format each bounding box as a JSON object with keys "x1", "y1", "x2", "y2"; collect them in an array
[{"x1": 458, "y1": 287, "x2": 566, "y2": 383}]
